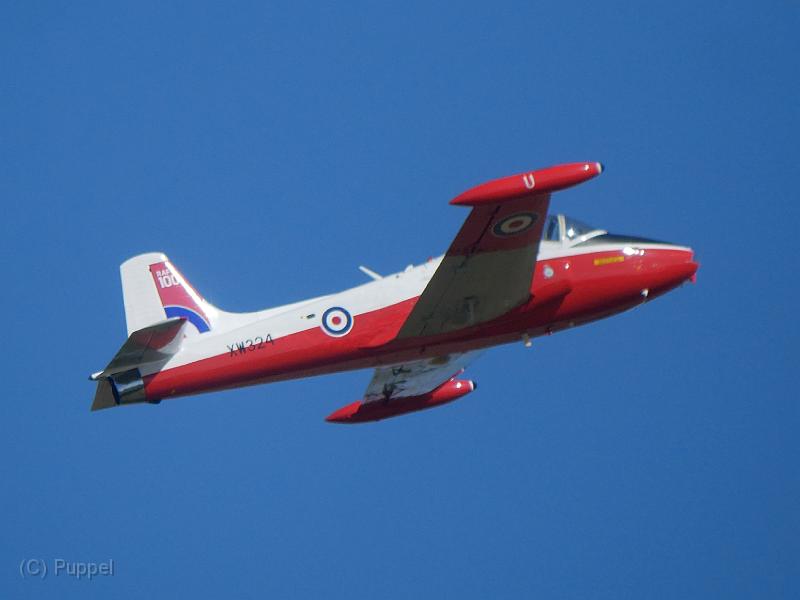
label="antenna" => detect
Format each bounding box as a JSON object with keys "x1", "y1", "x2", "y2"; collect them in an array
[{"x1": 358, "y1": 265, "x2": 383, "y2": 281}]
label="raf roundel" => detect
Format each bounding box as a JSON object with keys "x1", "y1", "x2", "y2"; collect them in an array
[
  {"x1": 321, "y1": 307, "x2": 353, "y2": 337},
  {"x1": 492, "y1": 212, "x2": 539, "y2": 237}
]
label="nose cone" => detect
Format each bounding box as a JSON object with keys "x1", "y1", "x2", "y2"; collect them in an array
[
  {"x1": 643, "y1": 245, "x2": 699, "y2": 296},
  {"x1": 679, "y1": 249, "x2": 699, "y2": 282}
]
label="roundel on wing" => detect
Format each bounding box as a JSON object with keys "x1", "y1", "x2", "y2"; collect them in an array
[
  {"x1": 492, "y1": 212, "x2": 539, "y2": 237},
  {"x1": 321, "y1": 307, "x2": 353, "y2": 337}
]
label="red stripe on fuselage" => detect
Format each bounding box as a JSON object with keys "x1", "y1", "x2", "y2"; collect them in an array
[{"x1": 143, "y1": 247, "x2": 697, "y2": 402}]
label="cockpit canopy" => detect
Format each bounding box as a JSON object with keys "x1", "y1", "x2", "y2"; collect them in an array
[{"x1": 543, "y1": 214, "x2": 606, "y2": 244}]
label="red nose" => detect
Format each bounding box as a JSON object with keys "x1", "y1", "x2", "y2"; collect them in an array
[{"x1": 645, "y1": 247, "x2": 699, "y2": 294}]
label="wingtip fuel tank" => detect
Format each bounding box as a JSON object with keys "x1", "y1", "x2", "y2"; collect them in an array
[
  {"x1": 451, "y1": 161, "x2": 603, "y2": 207},
  {"x1": 326, "y1": 379, "x2": 476, "y2": 424}
]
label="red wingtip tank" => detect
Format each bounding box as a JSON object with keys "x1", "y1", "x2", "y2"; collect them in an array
[
  {"x1": 326, "y1": 379, "x2": 476, "y2": 424},
  {"x1": 451, "y1": 161, "x2": 603, "y2": 207}
]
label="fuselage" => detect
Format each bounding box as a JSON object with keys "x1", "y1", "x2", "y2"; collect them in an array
[{"x1": 141, "y1": 233, "x2": 698, "y2": 403}]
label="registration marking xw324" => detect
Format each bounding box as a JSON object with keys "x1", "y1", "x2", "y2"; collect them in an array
[{"x1": 227, "y1": 335, "x2": 274, "y2": 357}]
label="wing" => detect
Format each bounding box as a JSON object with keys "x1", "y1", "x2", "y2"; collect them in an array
[
  {"x1": 397, "y1": 162, "x2": 603, "y2": 339},
  {"x1": 326, "y1": 352, "x2": 480, "y2": 423},
  {"x1": 363, "y1": 351, "x2": 480, "y2": 402},
  {"x1": 397, "y1": 193, "x2": 549, "y2": 338}
]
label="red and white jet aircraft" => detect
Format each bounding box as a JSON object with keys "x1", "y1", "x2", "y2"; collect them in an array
[{"x1": 90, "y1": 162, "x2": 698, "y2": 422}]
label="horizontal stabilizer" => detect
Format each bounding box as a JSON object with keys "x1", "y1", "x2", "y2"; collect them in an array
[
  {"x1": 91, "y1": 379, "x2": 117, "y2": 411},
  {"x1": 91, "y1": 317, "x2": 187, "y2": 381}
]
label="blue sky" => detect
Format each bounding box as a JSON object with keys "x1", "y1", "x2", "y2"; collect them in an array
[{"x1": 1, "y1": 2, "x2": 797, "y2": 598}]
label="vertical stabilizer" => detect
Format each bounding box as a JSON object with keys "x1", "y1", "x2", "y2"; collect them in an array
[{"x1": 120, "y1": 253, "x2": 217, "y2": 336}]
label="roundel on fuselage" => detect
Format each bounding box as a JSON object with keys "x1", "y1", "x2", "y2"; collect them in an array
[{"x1": 321, "y1": 307, "x2": 353, "y2": 337}]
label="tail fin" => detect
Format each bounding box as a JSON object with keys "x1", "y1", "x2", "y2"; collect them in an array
[{"x1": 120, "y1": 253, "x2": 217, "y2": 336}]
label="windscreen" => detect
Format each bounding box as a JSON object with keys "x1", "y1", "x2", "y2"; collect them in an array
[{"x1": 564, "y1": 216, "x2": 599, "y2": 240}]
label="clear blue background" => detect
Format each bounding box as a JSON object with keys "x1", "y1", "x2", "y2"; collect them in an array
[{"x1": 2, "y1": 2, "x2": 797, "y2": 598}]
